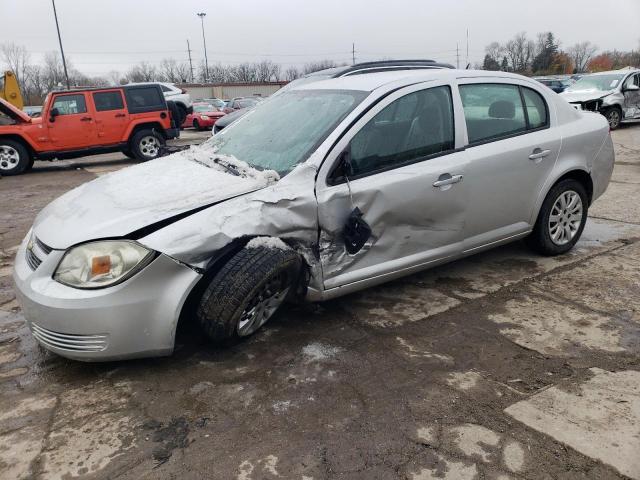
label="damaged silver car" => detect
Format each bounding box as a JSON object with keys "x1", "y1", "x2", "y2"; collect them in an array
[
  {"x1": 13, "y1": 69, "x2": 614, "y2": 361},
  {"x1": 560, "y1": 68, "x2": 640, "y2": 129}
]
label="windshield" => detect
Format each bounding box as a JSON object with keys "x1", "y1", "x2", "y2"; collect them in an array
[
  {"x1": 566, "y1": 74, "x2": 626, "y2": 92},
  {"x1": 205, "y1": 89, "x2": 367, "y2": 176},
  {"x1": 194, "y1": 104, "x2": 214, "y2": 112}
]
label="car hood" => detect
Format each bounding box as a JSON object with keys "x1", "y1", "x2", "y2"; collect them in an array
[
  {"x1": 33, "y1": 149, "x2": 279, "y2": 250},
  {"x1": 560, "y1": 89, "x2": 615, "y2": 103}
]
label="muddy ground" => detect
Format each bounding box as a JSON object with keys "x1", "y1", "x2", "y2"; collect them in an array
[{"x1": 1, "y1": 125, "x2": 640, "y2": 480}]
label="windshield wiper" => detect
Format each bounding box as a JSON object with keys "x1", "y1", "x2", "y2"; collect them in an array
[{"x1": 213, "y1": 157, "x2": 241, "y2": 176}]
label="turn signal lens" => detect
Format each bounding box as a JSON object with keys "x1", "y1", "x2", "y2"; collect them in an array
[{"x1": 91, "y1": 255, "x2": 111, "y2": 275}]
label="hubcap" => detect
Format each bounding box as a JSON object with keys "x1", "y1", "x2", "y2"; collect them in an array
[
  {"x1": 238, "y1": 275, "x2": 290, "y2": 337},
  {"x1": 548, "y1": 190, "x2": 583, "y2": 246},
  {"x1": 139, "y1": 135, "x2": 160, "y2": 158},
  {"x1": 0, "y1": 145, "x2": 20, "y2": 171}
]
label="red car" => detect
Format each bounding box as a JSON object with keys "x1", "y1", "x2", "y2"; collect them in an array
[
  {"x1": 222, "y1": 97, "x2": 262, "y2": 114},
  {"x1": 183, "y1": 102, "x2": 225, "y2": 130}
]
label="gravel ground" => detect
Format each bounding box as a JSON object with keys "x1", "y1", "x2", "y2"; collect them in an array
[{"x1": 1, "y1": 125, "x2": 640, "y2": 480}]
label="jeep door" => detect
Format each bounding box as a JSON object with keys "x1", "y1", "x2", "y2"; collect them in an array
[
  {"x1": 457, "y1": 81, "x2": 560, "y2": 252},
  {"x1": 316, "y1": 82, "x2": 469, "y2": 291},
  {"x1": 48, "y1": 93, "x2": 97, "y2": 150},
  {"x1": 91, "y1": 90, "x2": 129, "y2": 145}
]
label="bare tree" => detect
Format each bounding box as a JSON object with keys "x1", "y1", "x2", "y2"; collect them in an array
[
  {"x1": 255, "y1": 60, "x2": 281, "y2": 82},
  {"x1": 485, "y1": 42, "x2": 503, "y2": 63},
  {"x1": 284, "y1": 67, "x2": 300, "y2": 81},
  {"x1": 504, "y1": 32, "x2": 535, "y2": 72},
  {"x1": 0, "y1": 42, "x2": 30, "y2": 84},
  {"x1": 159, "y1": 58, "x2": 191, "y2": 83},
  {"x1": 568, "y1": 41, "x2": 598, "y2": 73},
  {"x1": 107, "y1": 70, "x2": 124, "y2": 86},
  {"x1": 302, "y1": 60, "x2": 337, "y2": 75},
  {"x1": 124, "y1": 62, "x2": 159, "y2": 82}
]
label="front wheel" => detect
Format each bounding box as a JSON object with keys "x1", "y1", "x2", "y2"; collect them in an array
[
  {"x1": 192, "y1": 119, "x2": 200, "y2": 131},
  {"x1": 196, "y1": 244, "x2": 302, "y2": 344},
  {"x1": 0, "y1": 139, "x2": 31, "y2": 176},
  {"x1": 526, "y1": 179, "x2": 588, "y2": 256},
  {"x1": 129, "y1": 129, "x2": 165, "y2": 161},
  {"x1": 602, "y1": 106, "x2": 622, "y2": 130}
]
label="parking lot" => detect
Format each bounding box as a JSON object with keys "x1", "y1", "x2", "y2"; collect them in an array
[{"x1": 1, "y1": 123, "x2": 639, "y2": 479}]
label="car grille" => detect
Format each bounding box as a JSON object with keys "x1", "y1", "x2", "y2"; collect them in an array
[
  {"x1": 570, "y1": 100, "x2": 601, "y2": 112},
  {"x1": 25, "y1": 236, "x2": 52, "y2": 271},
  {"x1": 31, "y1": 323, "x2": 108, "y2": 352}
]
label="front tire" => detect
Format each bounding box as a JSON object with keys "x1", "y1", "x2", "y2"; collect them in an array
[
  {"x1": 196, "y1": 244, "x2": 302, "y2": 344},
  {"x1": 602, "y1": 106, "x2": 622, "y2": 130},
  {"x1": 0, "y1": 139, "x2": 31, "y2": 176},
  {"x1": 192, "y1": 119, "x2": 200, "y2": 131},
  {"x1": 130, "y1": 129, "x2": 165, "y2": 161},
  {"x1": 526, "y1": 179, "x2": 588, "y2": 256}
]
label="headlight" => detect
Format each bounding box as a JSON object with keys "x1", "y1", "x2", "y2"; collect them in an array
[
  {"x1": 200, "y1": 115, "x2": 210, "y2": 120},
  {"x1": 54, "y1": 240, "x2": 155, "y2": 289}
]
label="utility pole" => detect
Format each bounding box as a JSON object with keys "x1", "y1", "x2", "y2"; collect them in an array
[
  {"x1": 187, "y1": 39, "x2": 195, "y2": 82},
  {"x1": 197, "y1": 13, "x2": 209, "y2": 83},
  {"x1": 51, "y1": 0, "x2": 70, "y2": 89},
  {"x1": 352, "y1": 43, "x2": 356, "y2": 65},
  {"x1": 456, "y1": 43, "x2": 460, "y2": 69},
  {"x1": 466, "y1": 29, "x2": 469, "y2": 68}
]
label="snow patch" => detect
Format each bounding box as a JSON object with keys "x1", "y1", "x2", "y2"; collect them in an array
[
  {"x1": 246, "y1": 236, "x2": 291, "y2": 251},
  {"x1": 302, "y1": 342, "x2": 342, "y2": 362}
]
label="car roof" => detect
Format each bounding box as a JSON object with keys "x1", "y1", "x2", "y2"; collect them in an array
[
  {"x1": 293, "y1": 69, "x2": 535, "y2": 93},
  {"x1": 583, "y1": 69, "x2": 639, "y2": 76}
]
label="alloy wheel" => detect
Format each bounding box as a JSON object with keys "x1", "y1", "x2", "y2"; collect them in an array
[
  {"x1": 139, "y1": 135, "x2": 160, "y2": 158},
  {"x1": 548, "y1": 190, "x2": 583, "y2": 246},
  {"x1": 237, "y1": 274, "x2": 290, "y2": 337},
  {"x1": 607, "y1": 109, "x2": 621, "y2": 129},
  {"x1": 0, "y1": 145, "x2": 20, "y2": 171}
]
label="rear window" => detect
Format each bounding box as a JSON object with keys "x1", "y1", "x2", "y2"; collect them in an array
[
  {"x1": 93, "y1": 91, "x2": 124, "y2": 111},
  {"x1": 124, "y1": 86, "x2": 165, "y2": 113}
]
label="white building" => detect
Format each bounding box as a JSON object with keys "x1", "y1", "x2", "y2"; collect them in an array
[{"x1": 177, "y1": 81, "x2": 288, "y2": 101}]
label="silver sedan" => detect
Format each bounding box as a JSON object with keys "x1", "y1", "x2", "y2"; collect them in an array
[{"x1": 13, "y1": 69, "x2": 614, "y2": 361}]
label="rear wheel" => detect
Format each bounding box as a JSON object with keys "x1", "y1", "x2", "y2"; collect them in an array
[
  {"x1": 192, "y1": 119, "x2": 200, "y2": 131},
  {"x1": 602, "y1": 106, "x2": 622, "y2": 130},
  {"x1": 196, "y1": 244, "x2": 302, "y2": 344},
  {"x1": 130, "y1": 129, "x2": 165, "y2": 161},
  {"x1": 526, "y1": 179, "x2": 588, "y2": 256},
  {"x1": 0, "y1": 139, "x2": 31, "y2": 176}
]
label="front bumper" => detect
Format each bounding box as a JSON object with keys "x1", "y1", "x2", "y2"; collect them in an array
[{"x1": 13, "y1": 234, "x2": 202, "y2": 361}]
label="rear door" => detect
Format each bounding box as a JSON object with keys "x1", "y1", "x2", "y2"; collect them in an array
[
  {"x1": 47, "y1": 93, "x2": 97, "y2": 150},
  {"x1": 316, "y1": 82, "x2": 469, "y2": 290},
  {"x1": 91, "y1": 90, "x2": 129, "y2": 145},
  {"x1": 457, "y1": 81, "x2": 560, "y2": 252},
  {"x1": 622, "y1": 73, "x2": 640, "y2": 118}
]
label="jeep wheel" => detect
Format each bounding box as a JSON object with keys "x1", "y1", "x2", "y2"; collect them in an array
[
  {"x1": 130, "y1": 129, "x2": 165, "y2": 161},
  {"x1": 196, "y1": 244, "x2": 302, "y2": 344},
  {"x1": 603, "y1": 106, "x2": 622, "y2": 130},
  {"x1": 0, "y1": 140, "x2": 31, "y2": 176}
]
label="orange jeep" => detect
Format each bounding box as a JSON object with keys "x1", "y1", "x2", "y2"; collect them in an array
[{"x1": 0, "y1": 84, "x2": 180, "y2": 175}]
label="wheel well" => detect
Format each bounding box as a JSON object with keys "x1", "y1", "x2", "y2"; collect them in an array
[
  {"x1": 129, "y1": 122, "x2": 166, "y2": 142},
  {"x1": 554, "y1": 170, "x2": 594, "y2": 205},
  {"x1": 0, "y1": 134, "x2": 34, "y2": 157}
]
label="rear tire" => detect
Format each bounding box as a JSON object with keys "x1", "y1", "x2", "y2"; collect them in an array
[
  {"x1": 526, "y1": 179, "x2": 588, "y2": 256},
  {"x1": 196, "y1": 244, "x2": 302, "y2": 344},
  {"x1": 0, "y1": 139, "x2": 31, "y2": 176},
  {"x1": 129, "y1": 129, "x2": 165, "y2": 161},
  {"x1": 602, "y1": 106, "x2": 622, "y2": 130},
  {"x1": 192, "y1": 119, "x2": 200, "y2": 131}
]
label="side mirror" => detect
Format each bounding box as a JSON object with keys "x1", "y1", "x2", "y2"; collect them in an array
[
  {"x1": 49, "y1": 107, "x2": 60, "y2": 122},
  {"x1": 338, "y1": 148, "x2": 354, "y2": 179}
]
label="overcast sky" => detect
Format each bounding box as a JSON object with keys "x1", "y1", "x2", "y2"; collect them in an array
[{"x1": 1, "y1": 0, "x2": 639, "y2": 76}]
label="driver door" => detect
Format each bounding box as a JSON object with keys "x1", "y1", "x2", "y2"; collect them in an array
[
  {"x1": 48, "y1": 93, "x2": 97, "y2": 150},
  {"x1": 623, "y1": 73, "x2": 640, "y2": 119},
  {"x1": 316, "y1": 82, "x2": 469, "y2": 291}
]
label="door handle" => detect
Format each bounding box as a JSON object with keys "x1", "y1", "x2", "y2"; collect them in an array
[
  {"x1": 115, "y1": 113, "x2": 125, "y2": 118},
  {"x1": 529, "y1": 148, "x2": 551, "y2": 160},
  {"x1": 433, "y1": 174, "x2": 463, "y2": 188},
  {"x1": 80, "y1": 116, "x2": 92, "y2": 122}
]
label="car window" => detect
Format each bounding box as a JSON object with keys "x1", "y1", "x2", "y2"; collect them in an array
[
  {"x1": 160, "y1": 85, "x2": 172, "y2": 93},
  {"x1": 624, "y1": 74, "x2": 640, "y2": 89},
  {"x1": 349, "y1": 86, "x2": 455, "y2": 177},
  {"x1": 521, "y1": 87, "x2": 548, "y2": 129},
  {"x1": 124, "y1": 86, "x2": 165, "y2": 112},
  {"x1": 93, "y1": 91, "x2": 124, "y2": 111},
  {"x1": 459, "y1": 83, "x2": 526, "y2": 144},
  {"x1": 52, "y1": 94, "x2": 87, "y2": 115}
]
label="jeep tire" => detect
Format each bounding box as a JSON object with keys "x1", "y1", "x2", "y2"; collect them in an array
[
  {"x1": 0, "y1": 139, "x2": 31, "y2": 176},
  {"x1": 130, "y1": 129, "x2": 165, "y2": 161}
]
